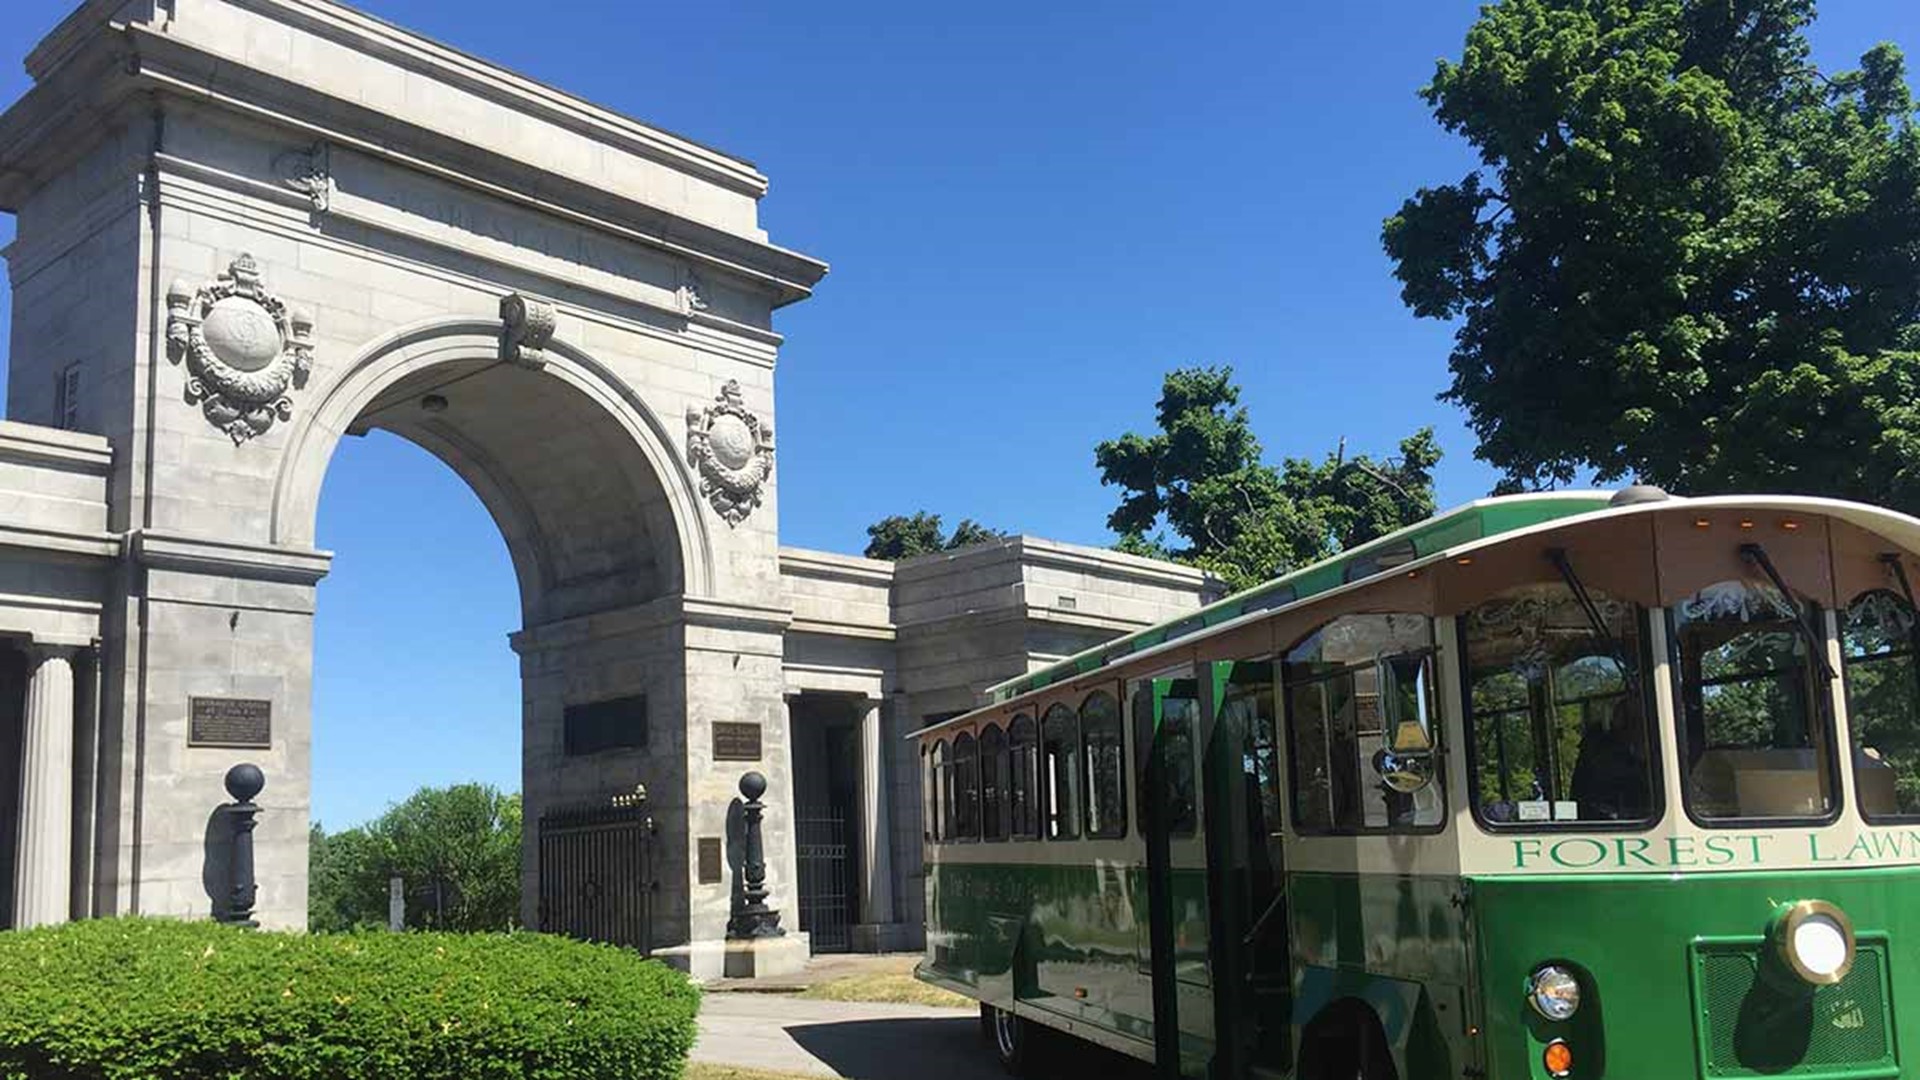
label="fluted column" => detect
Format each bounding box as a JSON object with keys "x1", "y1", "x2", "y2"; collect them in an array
[
  {"x1": 13, "y1": 643, "x2": 75, "y2": 928},
  {"x1": 857, "y1": 696, "x2": 894, "y2": 927}
]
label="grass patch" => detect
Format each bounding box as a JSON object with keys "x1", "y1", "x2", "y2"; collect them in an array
[{"x1": 796, "y1": 971, "x2": 974, "y2": 1008}]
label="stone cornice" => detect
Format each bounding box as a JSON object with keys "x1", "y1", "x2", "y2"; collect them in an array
[
  {"x1": 778, "y1": 546, "x2": 896, "y2": 585},
  {"x1": 510, "y1": 594, "x2": 794, "y2": 654},
  {"x1": 892, "y1": 535, "x2": 1216, "y2": 593},
  {"x1": 0, "y1": 524, "x2": 119, "y2": 562},
  {"x1": 0, "y1": 421, "x2": 113, "y2": 474},
  {"x1": 788, "y1": 617, "x2": 897, "y2": 641},
  {"x1": 128, "y1": 530, "x2": 333, "y2": 585},
  {"x1": 0, "y1": 16, "x2": 829, "y2": 306}
]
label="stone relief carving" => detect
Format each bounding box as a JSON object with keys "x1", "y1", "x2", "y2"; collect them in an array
[
  {"x1": 165, "y1": 254, "x2": 314, "y2": 444},
  {"x1": 499, "y1": 293, "x2": 556, "y2": 369},
  {"x1": 686, "y1": 380, "x2": 773, "y2": 526},
  {"x1": 679, "y1": 266, "x2": 710, "y2": 314},
  {"x1": 272, "y1": 142, "x2": 332, "y2": 213}
]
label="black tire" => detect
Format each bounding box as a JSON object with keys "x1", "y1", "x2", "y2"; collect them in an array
[{"x1": 982, "y1": 1002, "x2": 1036, "y2": 1076}]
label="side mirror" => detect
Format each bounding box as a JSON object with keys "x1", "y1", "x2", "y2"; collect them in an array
[
  {"x1": 1383, "y1": 654, "x2": 1435, "y2": 753},
  {"x1": 1373, "y1": 747, "x2": 1434, "y2": 794}
]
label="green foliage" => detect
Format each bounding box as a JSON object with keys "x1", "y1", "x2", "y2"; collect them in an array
[
  {"x1": 308, "y1": 784, "x2": 521, "y2": 934},
  {"x1": 1095, "y1": 366, "x2": 1441, "y2": 590},
  {"x1": 1385, "y1": 0, "x2": 1920, "y2": 504},
  {"x1": 862, "y1": 512, "x2": 1006, "y2": 559},
  {"x1": 0, "y1": 917, "x2": 697, "y2": 1080}
]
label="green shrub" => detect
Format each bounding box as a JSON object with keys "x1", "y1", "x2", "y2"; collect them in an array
[{"x1": 0, "y1": 918, "x2": 698, "y2": 1080}]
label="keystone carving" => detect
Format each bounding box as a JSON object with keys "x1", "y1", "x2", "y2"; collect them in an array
[
  {"x1": 273, "y1": 142, "x2": 332, "y2": 213},
  {"x1": 500, "y1": 293, "x2": 556, "y2": 369},
  {"x1": 165, "y1": 254, "x2": 314, "y2": 444},
  {"x1": 686, "y1": 380, "x2": 773, "y2": 526}
]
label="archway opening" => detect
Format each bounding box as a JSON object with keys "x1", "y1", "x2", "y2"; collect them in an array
[{"x1": 306, "y1": 349, "x2": 694, "y2": 942}]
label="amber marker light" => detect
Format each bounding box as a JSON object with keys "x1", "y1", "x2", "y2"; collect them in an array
[
  {"x1": 1455, "y1": 556, "x2": 1474, "y2": 566},
  {"x1": 1781, "y1": 519, "x2": 1802, "y2": 531},
  {"x1": 1543, "y1": 1039, "x2": 1573, "y2": 1078},
  {"x1": 1694, "y1": 517, "x2": 1712, "y2": 528},
  {"x1": 1740, "y1": 519, "x2": 1756, "y2": 529}
]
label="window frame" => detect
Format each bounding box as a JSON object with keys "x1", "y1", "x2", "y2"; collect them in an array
[
  {"x1": 952, "y1": 730, "x2": 981, "y2": 841},
  {"x1": 1132, "y1": 670, "x2": 1201, "y2": 838},
  {"x1": 928, "y1": 738, "x2": 950, "y2": 843},
  {"x1": 1666, "y1": 583, "x2": 1842, "y2": 830},
  {"x1": 1079, "y1": 689, "x2": 1128, "y2": 840},
  {"x1": 1457, "y1": 595, "x2": 1664, "y2": 835},
  {"x1": 1008, "y1": 713, "x2": 1040, "y2": 840},
  {"x1": 1842, "y1": 588, "x2": 1920, "y2": 824},
  {"x1": 1282, "y1": 615, "x2": 1448, "y2": 837},
  {"x1": 1041, "y1": 702, "x2": 1081, "y2": 841},
  {"x1": 979, "y1": 722, "x2": 1010, "y2": 841}
]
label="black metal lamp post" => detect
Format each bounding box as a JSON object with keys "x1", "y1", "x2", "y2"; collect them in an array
[
  {"x1": 221, "y1": 763, "x2": 265, "y2": 927},
  {"x1": 727, "y1": 771, "x2": 784, "y2": 939}
]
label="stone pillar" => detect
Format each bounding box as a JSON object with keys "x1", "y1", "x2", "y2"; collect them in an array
[
  {"x1": 856, "y1": 695, "x2": 895, "y2": 935},
  {"x1": 13, "y1": 643, "x2": 75, "y2": 928}
]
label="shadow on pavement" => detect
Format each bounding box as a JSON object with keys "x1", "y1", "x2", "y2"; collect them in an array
[{"x1": 786, "y1": 1016, "x2": 1153, "y2": 1080}]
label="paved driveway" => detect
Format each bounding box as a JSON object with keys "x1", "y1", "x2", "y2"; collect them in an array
[{"x1": 693, "y1": 993, "x2": 1001, "y2": 1079}]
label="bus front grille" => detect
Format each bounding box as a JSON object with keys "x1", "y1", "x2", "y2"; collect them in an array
[{"x1": 1694, "y1": 942, "x2": 1895, "y2": 1077}]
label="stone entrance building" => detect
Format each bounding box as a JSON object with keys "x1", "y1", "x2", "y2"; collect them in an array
[{"x1": 0, "y1": 0, "x2": 1211, "y2": 969}]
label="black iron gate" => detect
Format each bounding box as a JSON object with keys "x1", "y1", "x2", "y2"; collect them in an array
[
  {"x1": 537, "y1": 788, "x2": 656, "y2": 955},
  {"x1": 795, "y1": 807, "x2": 855, "y2": 953}
]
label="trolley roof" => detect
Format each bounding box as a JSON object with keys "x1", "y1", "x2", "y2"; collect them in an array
[{"x1": 907, "y1": 489, "x2": 1920, "y2": 742}]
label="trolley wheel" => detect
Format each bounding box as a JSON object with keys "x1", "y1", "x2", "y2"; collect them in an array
[{"x1": 982, "y1": 1002, "x2": 1037, "y2": 1076}]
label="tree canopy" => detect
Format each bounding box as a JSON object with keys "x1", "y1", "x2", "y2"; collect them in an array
[
  {"x1": 1096, "y1": 366, "x2": 1441, "y2": 591},
  {"x1": 863, "y1": 512, "x2": 1006, "y2": 560},
  {"x1": 1384, "y1": 0, "x2": 1920, "y2": 505},
  {"x1": 308, "y1": 783, "x2": 522, "y2": 933}
]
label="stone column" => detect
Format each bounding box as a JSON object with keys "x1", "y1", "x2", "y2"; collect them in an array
[
  {"x1": 857, "y1": 695, "x2": 894, "y2": 931},
  {"x1": 13, "y1": 643, "x2": 75, "y2": 928}
]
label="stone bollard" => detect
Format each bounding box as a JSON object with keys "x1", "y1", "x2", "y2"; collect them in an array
[
  {"x1": 727, "y1": 771, "x2": 784, "y2": 939},
  {"x1": 220, "y1": 763, "x2": 265, "y2": 927}
]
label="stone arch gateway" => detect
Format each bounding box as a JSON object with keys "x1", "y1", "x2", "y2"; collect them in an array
[
  {"x1": 0, "y1": 0, "x2": 824, "y2": 964},
  {"x1": 0, "y1": 0, "x2": 1220, "y2": 972}
]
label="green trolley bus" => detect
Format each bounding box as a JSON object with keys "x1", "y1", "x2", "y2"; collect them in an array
[{"x1": 912, "y1": 488, "x2": 1920, "y2": 1079}]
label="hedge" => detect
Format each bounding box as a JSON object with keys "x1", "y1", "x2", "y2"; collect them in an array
[{"x1": 0, "y1": 918, "x2": 699, "y2": 1080}]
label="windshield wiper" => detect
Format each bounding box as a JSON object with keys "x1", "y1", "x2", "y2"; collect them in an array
[
  {"x1": 1547, "y1": 548, "x2": 1642, "y2": 697},
  {"x1": 1740, "y1": 542, "x2": 1836, "y2": 681}
]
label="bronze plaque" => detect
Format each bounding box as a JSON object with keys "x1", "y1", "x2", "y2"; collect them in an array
[
  {"x1": 188, "y1": 697, "x2": 272, "y2": 749},
  {"x1": 712, "y1": 721, "x2": 762, "y2": 762},
  {"x1": 697, "y1": 837, "x2": 724, "y2": 884}
]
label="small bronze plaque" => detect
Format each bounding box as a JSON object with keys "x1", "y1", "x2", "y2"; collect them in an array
[
  {"x1": 697, "y1": 837, "x2": 724, "y2": 884},
  {"x1": 188, "y1": 697, "x2": 272, "y2": 749},
  {"x1": 712, "y1": 721, "x2": 762, "y2": 762}
]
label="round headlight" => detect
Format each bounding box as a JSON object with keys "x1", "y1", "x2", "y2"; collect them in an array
[
  {"x1": 1776, "y1": 900, "x2": 1855, "y2": 985},
  {"x1": 1527, "y1": 965, "x2": 1581, "y2": 1021}
]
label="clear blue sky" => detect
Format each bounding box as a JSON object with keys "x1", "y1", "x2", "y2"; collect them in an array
[{"x1": 2, "y1": 1, "x2": 1914, "y2": 826}]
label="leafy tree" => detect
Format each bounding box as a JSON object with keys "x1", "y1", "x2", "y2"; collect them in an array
[
  {"x1": 306, "y1": 783, "x2": 522, "y2": 933},
  {"x1": 1096, "y1": 366, "x2": 1441, "y2": 591},
  {"x1": 1384, "y1": 0, "x2": 1920, "y2": 504},
  {"x1": 863, "y1": 512, "x2": 1006, "y2": 559}
]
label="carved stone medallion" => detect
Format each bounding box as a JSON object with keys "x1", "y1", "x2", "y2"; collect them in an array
[
  {"x1": 686, "y1": 380, "x2": 773, "y2": 526},
  {"x1": 499, "y1": 293, "x2": 556, "y2": 369},
  {"x1": 165, "y1": 254, "x2": 314, "y2": 444}
]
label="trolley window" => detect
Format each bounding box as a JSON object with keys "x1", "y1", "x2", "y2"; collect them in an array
[
  {"x1": 1843, "y1": 589, "x2": 1920, "y2": 821},
  {"x1": 928, "y1": 739, "x2": 950, "y2": 842},
  {"x1": 1285, "y1": 613, "x2": 1442, "y2": 833},
  {"x1": 980, "y1": 723, "x2": 1009, "y2": 840},
  {"x1": 1132, "y1": 673, "x2": 1199, "y2": 837},
  {"x1": 1081, "y1": 690, "x2": 1126, "y2": 838},
  {"x1": 952, "y1": 731, "x2": 980, "y2": 841},
  {"x1": 1042, "y1": 704, "x2": 1080, "y2": 840},
  {"x1": 1463, "y1": 585, "x2": 1656, "y2": 828},
  {"x1": 1217, "y1": 660, "x2": 1281, "y2": 837},
  {"x1": 1671, "y1": 580, "x2": 1837, "y2": 824},
  {"x1": 1009, "y1": 714, "x2": 1040, "y2": 839}
]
